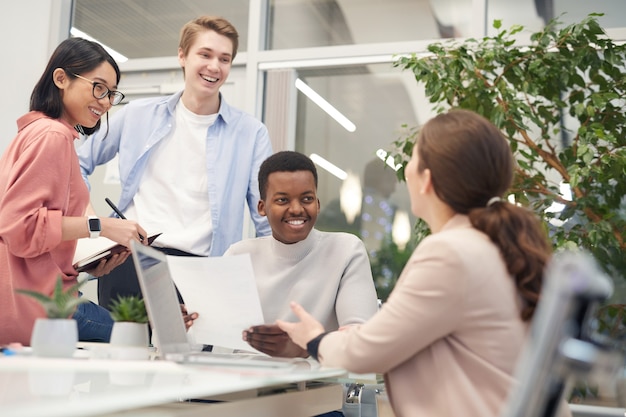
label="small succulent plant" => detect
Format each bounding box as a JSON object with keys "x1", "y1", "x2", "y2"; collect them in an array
[
  {"x1": 109, "y1": 295, "x2": 149, "y2": 323},
  {"x1": 16, "y1": 276, "x2": 88, "y2": 319}
]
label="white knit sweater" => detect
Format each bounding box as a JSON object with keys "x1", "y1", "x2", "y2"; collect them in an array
[{"x1": 224, "y1": 229, "x2": 379, "y2": 330}]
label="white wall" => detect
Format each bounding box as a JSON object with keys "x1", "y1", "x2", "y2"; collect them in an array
[{"x1": 0, "y1": 0, "x2": 71, "y2": 152}]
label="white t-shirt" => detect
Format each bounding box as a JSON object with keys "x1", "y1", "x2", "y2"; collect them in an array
[{"x1": 125, "y1": 101, "x2": 217, "y2": 255}]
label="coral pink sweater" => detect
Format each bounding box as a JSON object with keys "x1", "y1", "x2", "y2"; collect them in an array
[{"x1": 0, "y1": 112, "x2": 88, "y2": 345}]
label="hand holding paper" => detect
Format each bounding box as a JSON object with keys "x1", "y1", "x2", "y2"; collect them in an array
[
  {"x1": 166, "y1": 254, "x2": 265, "y2": 353},
  {"x1": 243, "y1": 324, "x2": 309, "y2": 358}
]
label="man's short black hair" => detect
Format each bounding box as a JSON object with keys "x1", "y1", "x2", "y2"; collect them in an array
[{"x1": 258, "y1": 151, "x2": 318, "y2": 200}]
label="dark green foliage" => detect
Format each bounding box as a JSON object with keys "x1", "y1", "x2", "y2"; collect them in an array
[
  {"x1": 109, "y1": 295, "x2": 149, "y2": 323},
  {"x1": 387, "y1": 16, "x2": 626, "y2": 401},
  {"x1": 370, "y1": 237, "x2": 417, "y2": 302},
  {"x1": 391, "y1": 14, "x2": 625, "y2": 283}
]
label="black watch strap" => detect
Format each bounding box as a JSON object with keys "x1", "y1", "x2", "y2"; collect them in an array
[{"x1": 306, "y1": 332, "x2": 330, "y2": 361}]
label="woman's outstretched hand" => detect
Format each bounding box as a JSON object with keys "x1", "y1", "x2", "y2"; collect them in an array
[
  {"x1": 242, "y1": 324, "x2": 308, "y2": 358},
  {"x1": 276, "y1": 302, "x2": 326, "y2": 349}
]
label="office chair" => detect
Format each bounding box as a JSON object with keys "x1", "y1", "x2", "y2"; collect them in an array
[{"x1": 500, "y1": 251, "x2": 624, "y2": 417}]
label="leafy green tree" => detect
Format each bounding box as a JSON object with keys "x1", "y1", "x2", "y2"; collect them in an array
[
  {"x1": 391, "y1": 14, "x2": 625, "y2": 284},
  {"x1": 387, "y1": 17, "x2": 626, "y2": 402}
]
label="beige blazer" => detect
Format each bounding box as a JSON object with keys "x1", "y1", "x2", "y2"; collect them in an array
[{"x1": 318, "y1": 215, "x2": 571, "y2": 417}]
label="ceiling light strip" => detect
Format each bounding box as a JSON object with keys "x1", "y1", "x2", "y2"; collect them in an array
[
  {"x1": 70, "y1": 27, "x2": 129, "y2": 63},
  {"x1": 295, "y1": 79, "x2": 356, "y2": 132},
  {"x1": 310, "y1": 154, "x2": 347, "y2": 180}
]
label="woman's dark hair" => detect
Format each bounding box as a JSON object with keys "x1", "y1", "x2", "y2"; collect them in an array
[
  {"x1": 30, "y1": 37, "x2": 121, "y2": 136},
  {"x1": 417, "y1": 109, "x2": 551, "y2": 321},
  {"x1": 258, "y1": 151, "x2": 318, "y2": 200}
]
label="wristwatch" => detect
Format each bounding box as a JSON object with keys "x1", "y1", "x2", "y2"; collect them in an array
[{"x1": 87, "y1": 215, "x2": 101, "y2": 239}]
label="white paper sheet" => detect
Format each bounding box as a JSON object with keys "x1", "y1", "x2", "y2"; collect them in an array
[{"x1": 165, "y1": 254, "x2": 265, "y2": 352}]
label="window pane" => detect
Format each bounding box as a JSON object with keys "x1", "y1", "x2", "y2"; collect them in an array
[
  {"x1": 487, "y1": 0, "x2": 626, "y2": 33},
  {"x1": 552, "y1": 0, "x2": 626, "y2": 28},
  {"x1": 290, "y1": 63, "x2": 432, "y2": 299},
  {"x1": 72, "y1": 0, "x2": 250, "y2": 59},
  {"x1": 268, "y1": 0, "x2": 474, "y2": 50}
]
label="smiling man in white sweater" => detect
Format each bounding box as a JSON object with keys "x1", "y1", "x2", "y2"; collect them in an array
[{"x1": 225, "y1": 151, "x2": 379, "y2": 358}]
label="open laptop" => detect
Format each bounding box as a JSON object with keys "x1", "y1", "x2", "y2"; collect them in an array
[{"x1": 130, "y1": 241, "x2": 309, "y2": 369}]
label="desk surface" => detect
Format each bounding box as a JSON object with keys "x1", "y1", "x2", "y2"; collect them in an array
[
  {"x1": 5, "y1": 353, "x2": 622, "y2": 417},
  {"x1": 0, "y1": 355, "x2": 346, "y2": 417}
]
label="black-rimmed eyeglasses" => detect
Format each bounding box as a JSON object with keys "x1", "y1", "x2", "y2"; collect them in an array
[{"x1": 70, "y1": 72, "x2": 125, "y2": 106}]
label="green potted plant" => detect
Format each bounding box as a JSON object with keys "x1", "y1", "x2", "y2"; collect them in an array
[
  {"x1": 109, "y1": 295, "x2": 149, "y2": 324},
  {"x1": 108, "y1": 295, "x2": 150, "y2": 357},
  {"x1": 16, "y1": 276, "x2": 88, "y2": 357}
]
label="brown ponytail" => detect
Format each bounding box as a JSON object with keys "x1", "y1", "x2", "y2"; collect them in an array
[
  {"x1": 469, "y1": 203, "x2": 551, "y2": 320},
  {"x1": 417, "y1": 109, "x2": 552, "y2": 321}
]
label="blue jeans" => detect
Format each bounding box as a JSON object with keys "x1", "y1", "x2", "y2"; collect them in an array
[{"x1": 72, "y1": 298, "x2": 113, "y2": 342}]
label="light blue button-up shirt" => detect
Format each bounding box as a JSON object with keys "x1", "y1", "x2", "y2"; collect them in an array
[{"x1": 77, "y1": 91, "x2": 272, "y2": 256}]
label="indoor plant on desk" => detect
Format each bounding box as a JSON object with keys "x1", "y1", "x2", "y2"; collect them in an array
[
  {"x1": 108, "y1": 295, "x2": 150, "y2": 358},
  {"x1": 15, "y1": 276, "x2": 88, "y2": 358}
]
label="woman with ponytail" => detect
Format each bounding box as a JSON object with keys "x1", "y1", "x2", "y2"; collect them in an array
[{"x1": 277, "y1": 109, "x2": 570, "y2": 417}]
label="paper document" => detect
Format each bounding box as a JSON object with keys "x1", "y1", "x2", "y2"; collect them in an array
[{"x1": 166, "y1": 254, "x2": 265, "y2": 352}]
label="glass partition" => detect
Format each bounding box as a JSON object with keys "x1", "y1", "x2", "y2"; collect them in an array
[
  {"x1": 487, "y1": 0, "x2": 626, "y2": 35},
  {"x1": 72, "y1": 0, "x2": 250, "y2": 60},
  {"x1": 286, "y1": 63, "x2": 433, "y2": 299},
  {"x1": 268, "y1": 0, "x2": 475, "y2": 50}
]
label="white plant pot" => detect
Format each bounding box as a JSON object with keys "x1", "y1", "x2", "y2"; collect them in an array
[
  {"x1": 109, "y1": 322, "x2": 150, "y2": 360},
  {"x1": 30, "y1": 318, "x2": 77, "y2": 358},
  {"x1": 110, "y1": 322, "x2": 149, "y2": 347}
]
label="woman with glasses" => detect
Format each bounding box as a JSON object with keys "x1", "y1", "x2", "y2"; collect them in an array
[{"x1": 0, "y1": 37, "x2": 148, "y2": 346}]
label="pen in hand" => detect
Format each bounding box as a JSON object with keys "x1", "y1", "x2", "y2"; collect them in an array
[{"x1": 105, "y1": 198, "x2": 144, "y2": 242}]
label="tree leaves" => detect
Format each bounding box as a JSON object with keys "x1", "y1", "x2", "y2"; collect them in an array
[{"x1": 391, "y1": 13, "x2": 626, "y2": 283}]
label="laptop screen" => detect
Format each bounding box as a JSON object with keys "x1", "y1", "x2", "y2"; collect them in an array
[{"x1": 130, "y1": 241, "x2": 191, "y2": 355}]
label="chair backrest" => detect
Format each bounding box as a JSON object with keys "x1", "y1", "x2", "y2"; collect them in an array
[{"x1": 500, "y1": 250, "x2": 621, "y2": 417}]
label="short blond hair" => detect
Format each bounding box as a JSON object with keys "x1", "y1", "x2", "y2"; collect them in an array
[{"x1": 179, "y1": 15, "x2": 239, "y2": 59}]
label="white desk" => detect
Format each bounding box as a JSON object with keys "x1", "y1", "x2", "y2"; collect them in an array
[
  {"x1": 0, "y1": 355, "x2": 346, "y2": 417},
  {"x1": 6, "y1": 353, "x2": 620, "y2": 417}
]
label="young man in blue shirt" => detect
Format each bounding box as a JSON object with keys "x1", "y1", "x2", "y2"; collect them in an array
[{"x1": 77, "y1": 16, "x2": 272, "y2": 309}]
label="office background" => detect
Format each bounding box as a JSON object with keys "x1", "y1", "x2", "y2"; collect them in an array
[{"x1": 2, "y1": 0, "x2": 625, "y2": 293}]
